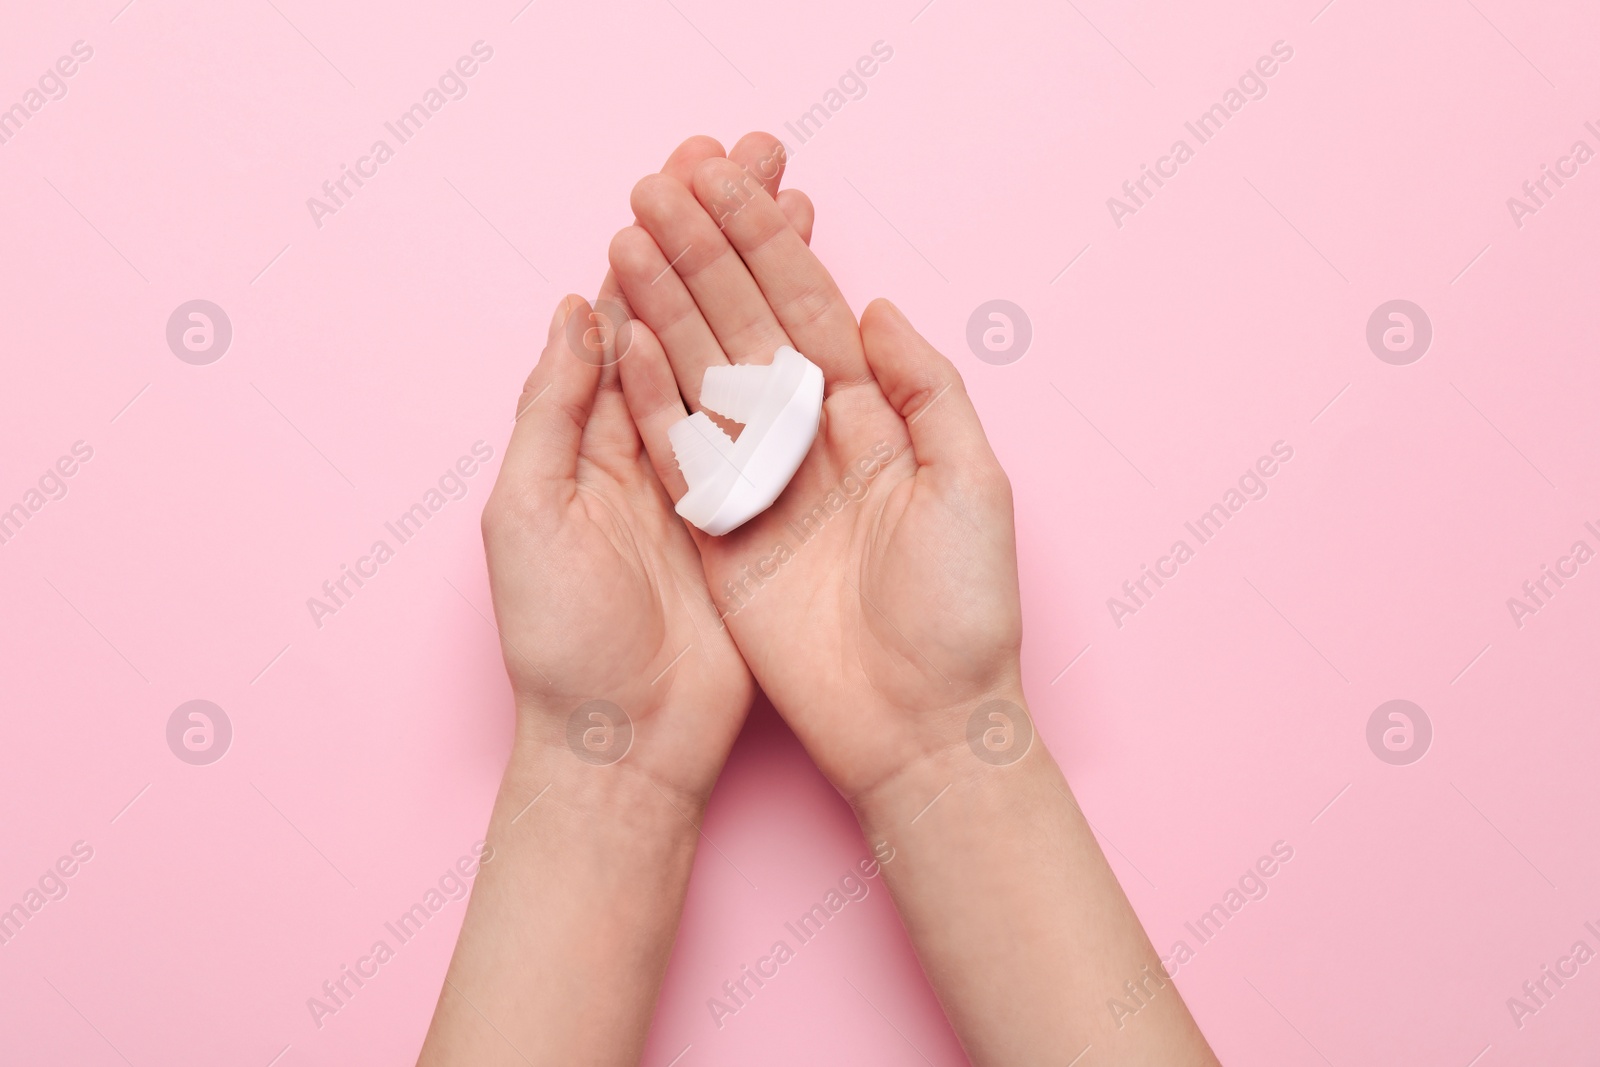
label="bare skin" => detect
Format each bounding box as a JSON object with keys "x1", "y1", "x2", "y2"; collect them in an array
[
  {"x1": 420, "y1": 133, "x2": 1222, "y2": 1066},
  {"x1": 607, "y1": 143, "x2": 1220, "y2": 1067},
  {"x1": 415, "y1": 134, "x2": 810, "y2": 1067}
]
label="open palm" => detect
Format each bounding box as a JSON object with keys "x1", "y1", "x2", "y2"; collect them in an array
[
  {"x1": 611, "y1": 156, "x2": 1026, "y2": 802},
  {"x1": 481, "y1": 136, "x2": 811, "y2": 801}
]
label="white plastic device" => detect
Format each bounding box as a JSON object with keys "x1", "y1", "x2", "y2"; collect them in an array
[{"x1": 668, "y1": 346, "x2": 824, "y2": 536}]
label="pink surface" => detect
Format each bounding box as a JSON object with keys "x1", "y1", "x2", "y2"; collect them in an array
[{"x1": 2, "y1": 0, "x2": 1598, "y2": 1063}]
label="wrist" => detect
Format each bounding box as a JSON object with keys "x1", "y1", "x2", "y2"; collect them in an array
[
  {"x1": 436, "y1": 702, "x2": 710, "y2": 1066},
  {"x1": 506, "y1": 691, "x2": 729, "y2": 814},
  {"x1": 849, "y1": 684, "x2": 1056, "y2": 839},
  {"x1": 495, "y1": 720, "x2": 709, "y2": 835}
]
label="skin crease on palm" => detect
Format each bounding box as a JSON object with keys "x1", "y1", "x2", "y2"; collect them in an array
[{"x1": 608, "y1": 140, "x2": 1024, "y2": 808}]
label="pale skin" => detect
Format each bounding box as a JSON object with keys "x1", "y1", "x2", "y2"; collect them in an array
[{"x1": 418, "y1": 133, "x2": 1220, "y2": 1065}]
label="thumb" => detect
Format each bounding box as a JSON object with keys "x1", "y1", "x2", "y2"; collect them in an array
[
  {"x1": 860, "y1": 298, "x2": 999, "y2": 475},
  {"x1": 502, "y1": 294, "x2": 604, "y2": 494}
]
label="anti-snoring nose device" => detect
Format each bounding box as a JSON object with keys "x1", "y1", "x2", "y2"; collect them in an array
[{"x1": 668, "y1": 346, "x2": 823, "y2": 536}]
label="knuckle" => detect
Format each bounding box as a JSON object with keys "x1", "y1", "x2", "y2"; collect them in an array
[{"x1": 786, "y1": 279, "x2": 835, "y2": 332}]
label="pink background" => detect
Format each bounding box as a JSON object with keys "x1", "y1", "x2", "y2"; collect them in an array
[{"x1": 3, "y1": 0, "x2": 1598, "y2": 1063}]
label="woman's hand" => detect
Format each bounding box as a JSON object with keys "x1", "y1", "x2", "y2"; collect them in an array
[
  {"x1": 420, "y1": 135, "x2": 815, "y2": 1067},
  {"x1": 609, "y1": 153, "x2": 1024, "y2": 806},
  {"x1": 480, "y1": 286, "x2": 755, "y2": 801},
  {"x1": 607, "y1": 141, "x2": 1218, "y2": 1067},
  {"x1": 480, "y1": 133, "x2": 810, "y2": 803}
]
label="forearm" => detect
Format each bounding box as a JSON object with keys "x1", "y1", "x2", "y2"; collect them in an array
[
  {"x1": 852, "y1": 690, "x2": 1219, "y2": 1067},
  {"x1": 417, "y1": 725, "x2": 703, "y2": 1067}
]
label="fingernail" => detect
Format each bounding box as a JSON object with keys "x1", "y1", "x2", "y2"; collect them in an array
[{"x1": 548, "y1": 296, "x2": 571, "y2": 340}]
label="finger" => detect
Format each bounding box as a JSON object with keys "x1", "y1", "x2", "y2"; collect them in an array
[
  {"x1": 630, "y1": 172, "x2": 790, "y2": 365},
  {"x1": 598, "y1": 132, "x2": 729, "y2": 391},
  {"x1": 727, "y1": 131, "x2": 787, "y2": 198},
  {"x1": 609, "y1": 225, "x2": 728, "y2": 410},
  {"x1": 661, "y1": 134, "x2": 726, "y2": 187},
  {"x1": 579, "y1": 138, "x2": 737, "y2": 462},
  {"x1": 597, "y1": 132, "x2": 727, "y2": 324},
  {"x1": 670, "y1": 132, "x2": 801, "y2": 246},
  {"x1": 585, "y1": 135, "x2": 728, "y2": 395},
  {"x1": 730, "y1": 132, "x2": 811, "y2": 244},
  {"x1": 592, "y1": 131, "x2": 729, "y2": 346},
  {"x1": 504, "y1": 295, "x2": 604, "y2": 490},
  {"x1": 615, "y1": 315, "x2": 691, "y2": 504},
  {"x1": 591, "y1": 132, "x2": 727, "y2": 365},
  {"x1": 778, "y1": 188, "x2": 814, "y2": 245},
  {"x1": 859, "y1": 298, "x2": 997, "y2": 474},
  {"x1": 581, "y1": 269, "x2": 645, "y2": 463},
  {"x1": 588, "y1": 268, "x2": 630, "y2": 389},
  {"x1": 692, "y1": 157, "x2": 869, "y2": 386}
]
